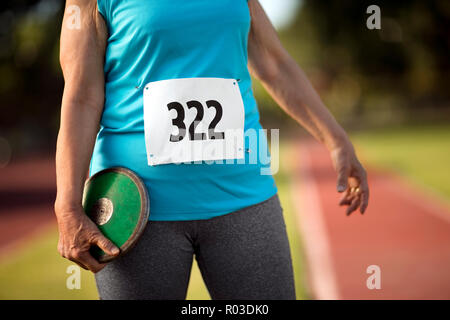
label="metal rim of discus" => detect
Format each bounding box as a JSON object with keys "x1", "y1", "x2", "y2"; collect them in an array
[{"x1": 84, "y1": 167, "x2": 149, "y2": 263}]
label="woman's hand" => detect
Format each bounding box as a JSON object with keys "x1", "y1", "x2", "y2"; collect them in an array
[
  {"x1": 55, "y1": 204, "x2": 119, "y2": 273},
  {"x1": 330, "y1": 141, "x2": 369, "y2": 215}
]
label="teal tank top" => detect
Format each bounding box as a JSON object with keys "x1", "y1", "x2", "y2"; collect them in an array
[{"x1": 91, "y1": 0, "x2": 277, "y2": 221}]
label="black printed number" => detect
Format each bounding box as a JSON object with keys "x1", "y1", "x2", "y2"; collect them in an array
[
  {"x1": 167, "y1": 102, "x2": 186, "y2": 142},
  {"x1": 187, "y1": 100, "x2": 206, "y2": 141},
  {"x1": 167, "y1": 100, "x2": 225, "y2": 142},
  {"x1": 206, "y1": 100, "x2": 225, "y2": 140}
]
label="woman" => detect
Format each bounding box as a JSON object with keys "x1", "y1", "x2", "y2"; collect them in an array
[{"x1": 55, "y1": 0, "x2": 369, "y2": 300}]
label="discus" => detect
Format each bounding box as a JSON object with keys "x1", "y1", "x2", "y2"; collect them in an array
[{"x1": 82, "y1": 167, "x2": 149, "y2": 263}]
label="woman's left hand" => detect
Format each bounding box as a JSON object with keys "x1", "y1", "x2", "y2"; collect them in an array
[
  {"x1": 246, "y1": 0, "x2": 369, "y2": 215},
  {"x1": 329, "y1": 141, "x2": 369, "y2": 215}
]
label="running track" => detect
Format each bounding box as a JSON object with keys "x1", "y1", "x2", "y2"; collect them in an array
[
  {"x1": 2, "y1": 149, "x2": 450, "y2": 299},
  {"x1": 290, "y1": 140, "x2": 450, "y2": 299},
  {"x1": 0, "y1": 156, "x2": 56, "y2": 256}
]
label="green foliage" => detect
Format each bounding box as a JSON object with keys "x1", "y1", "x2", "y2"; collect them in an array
[
  {"x1": 1, "y1": 1, "x2": 449, "y2": 149},
  {"x1": 0, "y1": 1, "x2": 64, "y2": 154},
  {"x1": 352, "y1": 124, "x2": 450, "y2": 200},
  {"x1": 258, "y1": 0, "x2": 450, "y2": 127}
]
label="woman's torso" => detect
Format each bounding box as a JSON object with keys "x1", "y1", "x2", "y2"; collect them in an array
[{"x1": 91, "y1": 0, "x2": 277, "y2": 221}]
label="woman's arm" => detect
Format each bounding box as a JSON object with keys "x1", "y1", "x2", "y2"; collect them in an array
[
  {"x1": 55, "y1": 0, "x2": 119, "y2": 272},
  {"x1": 247, "y1": 0, "x2": 369, "y2": 215}
]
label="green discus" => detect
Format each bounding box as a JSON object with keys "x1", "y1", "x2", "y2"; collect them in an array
[{"x1": 82, "y1": 167, "x2": 149, "y2": 263}]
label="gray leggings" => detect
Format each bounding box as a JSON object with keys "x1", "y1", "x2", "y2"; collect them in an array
[{"x1": 95, "y1": 194, "x2": 296, "y2": 300}]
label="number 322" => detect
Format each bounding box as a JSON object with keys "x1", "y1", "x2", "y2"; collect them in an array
[{"x1": 167, "y1": 100, "x2": 225, "y2": 142}]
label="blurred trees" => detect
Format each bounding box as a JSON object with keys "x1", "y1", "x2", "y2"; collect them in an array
[
  {"x1": 0, "y1": 0, "x2": 449, "y2": 154},
  {"x1": 0, "y1": 0, "x2": 63, "y2": 154},
  {"x1": 258, "y1": 0, "x2": 450, "y2": 128}
]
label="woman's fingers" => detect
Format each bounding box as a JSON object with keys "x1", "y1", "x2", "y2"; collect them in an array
[
  {"x1": 68, "y1": 251, "x2": 105, "y2": 273},
  {"x1": 339, "y1": 197, "x2": 351, "y2": 206},
  {"x1": 339, "y1": 189, "x2": 368, "y2": 215},
  {"x1": 359, "y1": 185, "x2": 369, "y2": 214},
  {"x1": 339, "y1": 190, "x2": 353, "y2": 206},
  {"x1": 331, "y1": 145, "x2": 370, "y2": 216},
  {"x1": 66, "y1": 249, "x2": 90, "y2": 271},
  {"x1": 77, "y1": 251, "x2": 106, "y2": 273},
  {"x1": 90, "y1": 234, "x2": 120, "y2": 257},
  {"x1": 339, "y1": 164, "x2": 369, "y2": 215},
  {"x1": 72, "y1": 260, "x2": 89, "y2": 271},
  {"x1": 346, "y1": 196, "x2": 361, "y2": 216},
  {"x1": 336, "y1": 163, "x2": 350, "y2": 193},
  {"x1": 354, "y1": 165, "x2": 369, "y2": 214},
  {"x1": 55, "y1": 211, "x2": 118, "y2": 273}
]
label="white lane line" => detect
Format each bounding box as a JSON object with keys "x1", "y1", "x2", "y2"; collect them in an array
[{"x1": 290, "y1": 143, "x2": 340, "y2": 300}]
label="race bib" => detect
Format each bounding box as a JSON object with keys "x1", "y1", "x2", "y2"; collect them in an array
[{"x1": 143, "y1": 78, "x2": 245, "y2": 166}]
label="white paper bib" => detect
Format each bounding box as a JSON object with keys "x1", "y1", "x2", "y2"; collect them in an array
[{"x1": 143, "y1": 78, "x2": 245, "y2": 165}]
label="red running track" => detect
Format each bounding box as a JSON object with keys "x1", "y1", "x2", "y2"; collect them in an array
[
  {"x1": 291, "y1": 140, "x2": 450, "y2": 299},
  {"x1": 0, "y1": 156, "x2": 56, "y2": 256},
  {"x1": 2, "y1": 149, "x2": 450, "y2": 299}
]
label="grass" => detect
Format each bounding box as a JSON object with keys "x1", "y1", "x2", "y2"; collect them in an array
[
  {"x1": 0, "y1": 144, "x2": 308, "y2": 299},
  {"x1": 0, "y1": 226, "x2": 98, "y2": 300},
  {"x1": 2, "y1": 124, "x2": 448, "y2": 299},
  {"x1": 351, "y1": 124, "x2": 450, "y2": 201},
  {"x1": 274, "y1": 148, "x2": 310, "y2": 299}
]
